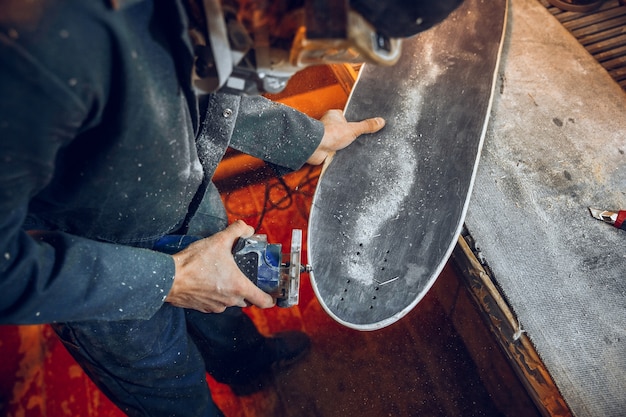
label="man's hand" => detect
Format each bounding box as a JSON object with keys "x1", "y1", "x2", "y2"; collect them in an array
[
  {"x1": 165, "y1": 220, "x2": 275, "y2": 313},
  {"x1": 307, "y1": 109, "x2": 385, "y2": 166}
]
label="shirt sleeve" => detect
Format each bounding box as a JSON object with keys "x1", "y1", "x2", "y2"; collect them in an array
[
  {"x1": 0, "y1": 19, "x2": 175, "y2": 325},
  {"x1": 229, "y1": 95, "x2": 325, "y2": 171}
]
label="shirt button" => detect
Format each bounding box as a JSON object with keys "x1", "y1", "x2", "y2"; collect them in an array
[{"x1": 222, "y1": 108, "x2": 233, "y2": 118}]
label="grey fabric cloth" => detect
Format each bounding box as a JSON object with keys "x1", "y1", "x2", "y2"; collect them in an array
[{"x1": 464, "y1": 1, "x2": 626, "y2": 415}]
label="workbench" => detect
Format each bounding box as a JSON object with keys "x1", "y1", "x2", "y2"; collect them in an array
[{"x1": 455, "y1": 0, "x2": 626, "y2": 416}]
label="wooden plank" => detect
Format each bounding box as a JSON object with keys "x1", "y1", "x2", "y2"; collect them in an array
[
  {"x1": 452, "y1": 236, "x2": 573, "y2": 417},
  {"x1": 576, "y1": 23, "x2": 626, "y2": 46},
  {"x1": 562, "y1": 7, "x2": 626, "y2": 31},
  {"x1": 571, "y1": 15, "x2": 626, "y2": 39},
  {"x1": 609, "y1": 65, "x2": 626, "y2": 80},
  {"x1": 601, "y1": 51, "x2": 626, "y2": 69},
  {"x1": 595, "y1": 44, "x2": 626, "y2": 63},
  {"x1": 585, "y1": 33, "x2": 626, "y2": 55},
  {"x1": 544, "y1": 0, "x2": 620, "y2": 23}
]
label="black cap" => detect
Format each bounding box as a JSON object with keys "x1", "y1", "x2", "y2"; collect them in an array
[{"x1": 350, "y1": 0, "x2": 464, "y2": 38}]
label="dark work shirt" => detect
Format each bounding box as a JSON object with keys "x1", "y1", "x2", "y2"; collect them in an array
[{"x1": 0, "y1": 0, "x2": 323, "y2": 323}]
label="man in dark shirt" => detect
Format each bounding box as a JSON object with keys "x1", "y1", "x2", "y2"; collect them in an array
[{"x1": 0, "y1": 0, "x2": 462, "y2": 415}]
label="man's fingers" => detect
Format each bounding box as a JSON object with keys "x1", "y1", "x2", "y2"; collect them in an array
[
  {"x1": 224, "y1": 221, "x2": 274, "y2": 309},
  {"x1": 234, "y1": 298, "x2": 249, "y2": 308},
  {"x1": 222, "y1": 220, "x2": 255, "y2": 242},
  {"x1": 351, "y1": 117, "x2": 385, "y2": 137},
  {"x1": 247, "y1": 293, "x2": 275, "y2": 309},
  {"x1": 242, "y1": 281, "x2": 275, "y2": 309}
]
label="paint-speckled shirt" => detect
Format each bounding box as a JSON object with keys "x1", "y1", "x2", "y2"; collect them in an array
[{"x1": 0, "y1": 0, "x2": 323, "y2": 323}]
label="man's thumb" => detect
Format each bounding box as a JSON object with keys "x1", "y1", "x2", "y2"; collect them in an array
[{"x1": 354, "y1": 117, "x2": 385, "y2": 136}]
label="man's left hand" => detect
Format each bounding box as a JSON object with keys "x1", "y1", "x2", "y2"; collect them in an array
[{"x1": 306, "y1": 110, "x2": 385, "y2": 166}]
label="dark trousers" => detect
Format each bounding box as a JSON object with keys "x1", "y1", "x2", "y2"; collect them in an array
[{"x1": 52, "y1": 305, "x2": 265, "y2": 417}]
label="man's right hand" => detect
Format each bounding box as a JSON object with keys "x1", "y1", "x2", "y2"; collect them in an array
[{"x1": 165, "y1": 220, "x2": 275, "y2": 313}]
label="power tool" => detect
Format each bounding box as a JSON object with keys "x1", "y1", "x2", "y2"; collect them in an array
[{"x1": 154, "y1": 229, "x2": 308, "y2": 307}]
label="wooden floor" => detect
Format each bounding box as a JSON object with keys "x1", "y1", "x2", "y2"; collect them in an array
[
  {"x1": 540, "y1": 0, "x2": 626, "y2": 90},
  {"x1": 0, "y1": 67, "x2": 543, "y2": 416}
]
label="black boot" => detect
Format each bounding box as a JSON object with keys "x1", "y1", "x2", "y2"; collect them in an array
[{"x1": 228, "y1": 331, "x2": 311, "y2": 396}]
